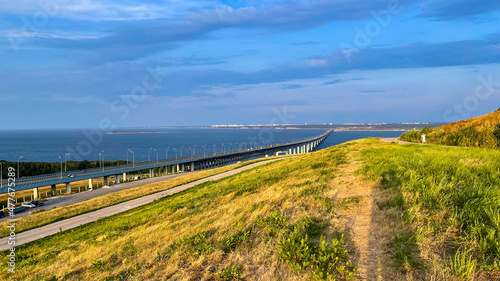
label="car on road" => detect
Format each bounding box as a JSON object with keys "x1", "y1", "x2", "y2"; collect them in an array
[
  {"x1": 12, "y1": 206, "x2": 25, "y2": 214},
  {"x1": 31, "y1": 200, "x2": 44, "y2": 206},
  {"x1": 0, "y1": 210, "x2": 4, "y2": 218},
  {"x1": 21, "y1": 202, "x2": 36, "y2": 208},
  {"x1": 67, "y1": 174, "x2": 75, "y2": 178}
]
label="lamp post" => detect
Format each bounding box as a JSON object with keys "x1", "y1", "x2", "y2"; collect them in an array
[
  {"x1": 213, "y1": 144, "x2": 216, "y2": 155},
  {"x1": 154, "y1": 149, "x2": 158, "y2": 164},
  {"x1": 130, "y1": 150, "x2": 135, "y2": 168},
  {"x1": 221, "y1": 143, "x2": 224, "y2": 153},
  {"x1": 58, "y1": 156, "x2": 62, "y2": 179},
  {"x1": 192, "y1": 145, "x2": 196, "y2": 158},
  {"x1": 65, "y1": 153, "x2": 70, "y2": 172},
  {"x1": 202, "y1": 145, "x2": 207, "y2": 156},
  {"x1": 127, "y1": 149, "x2": 131, "y2": 164},
  {"x1": 173, "y1": 148, "x2": 177, "y2": 160},
  {"x1": 148, "y1": 148, "x2": 153, "y2": 162},
  {"x1": 100, "y1": 150, "x2": 104, "y2": 172},
  {"x1": 229, "y1": 143, "x2": 233, "y2": 151},
  {"x1": 180, "y1": 146, "x2": 184, "y2": 158},
  {"x1": 17, "y1": 156, "x2": 23, "y2": 178}
]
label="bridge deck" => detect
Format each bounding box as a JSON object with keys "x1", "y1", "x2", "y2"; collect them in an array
[{"x1": 1, "y1": 130, "x2": 332, "y2": 193}]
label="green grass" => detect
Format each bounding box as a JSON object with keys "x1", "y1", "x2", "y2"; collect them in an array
[
  {"x1": 0, "y1": 145, "x2": 355, "y2": 280},
  {"x1": 361, "y1": 142, "x2": 500, "y2": 276}
]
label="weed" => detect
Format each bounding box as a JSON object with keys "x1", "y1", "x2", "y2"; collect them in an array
[
  {"x1": 450, "y1": 249, "x2": 476, "y2": 279},
  {"x1": 216, "y1": 265, "x2": 243, "y2": 280}
]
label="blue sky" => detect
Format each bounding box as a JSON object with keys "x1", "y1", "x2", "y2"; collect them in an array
[{"x1": 1, "y1": 0, "x2": 500, "y2": 129}]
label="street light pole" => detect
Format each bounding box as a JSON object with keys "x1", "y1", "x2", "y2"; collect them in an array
[
  {"x1": 180, "y1": 146, "x2": 184, "y2": 158},
  {"x1": 192, "y1": 145, "x2": 196, "y2": 158},
  {"x1": 130, "y1": 150, "x2": 135, "y2": 168},
  {"x1": 58, "y1": 156, "x2": 62, "y2": 179},
  {"x1": 127, "y1": 149, "x2": 130, "y2": 164},
  {"x1": 154, "y1": 149, "x2": 158, "y2": 164},
  {"x1": 173, "y1": 148, "x2": 177, "y2": 160},
  {"x1": 202, "y1": 145, "x2": 207, "y2": 156},
  {"x1": 213, "y1": 144, "x2": 216, "y2": 155},
  {"x1": 221, "y1": 143, "x2": 224, "y2": 153},
  {"x1": 101, "y1": 152, "x2": 104, "y2": 172},
  {"x1": 17, "y1": 156, "x2": 23, "y2": 178},
  {"x1": 148, "y1": 148, "x2": 153, "y2": 162},
  {"x1": 65, "y1": 153, "x2": 70, "y2": 172}
]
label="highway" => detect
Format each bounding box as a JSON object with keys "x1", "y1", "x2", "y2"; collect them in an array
[
  {"x1": 0, "y1": 158, "x2": 284, "y2": 250},
  {"x1": 0, "y1": 171, "x2": 194, "y2": 223},
  {"x1": 0, "y1": 130, "x2": 332, "y2": 193}
]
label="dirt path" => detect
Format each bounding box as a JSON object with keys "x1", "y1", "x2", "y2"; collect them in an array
[
  {"x1": 332, "y1": 146, "x2": 401, "y2": 280},
  {"x1": 379, "y1": 137, "x2": 413, "y2": 144}
]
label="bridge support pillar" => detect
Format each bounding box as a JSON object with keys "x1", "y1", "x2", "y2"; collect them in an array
[
  {"x1": 172, "y1": 165, "x2": 176, "y2": 174},
  {"x1": 123, "y1": 172, "x2": 127, "y2": 182},
  {"x1": 181, "y1": 164, "x2": 185, "y2": 172},
  {"x1": 66, "y1": 182, "x2": 71, "y2": 193},
  {"x1": 51, "y1": 184, "x2": 57, "y2": 196},
  {"x1": 164, "y1": 166, "x2": 168, "y2": 175},
  {"x1": 103, "y1": 176, "x2": 108, "y2": 186},
  {"x1": 191, "y1": 162, "x2": 195, "y2": 171},
  {"x1": 116, "y1": 174, "x2": 121, "y2": 184},
  {"x1": 88, "y1": 179, "x2": 93, "y2": 190},
  {"x1": 149, "y1": 168, "x2": 154, "y2": 178},
  {"x1": 33, "y1": 187, "x2": 39, "y2": 199}
]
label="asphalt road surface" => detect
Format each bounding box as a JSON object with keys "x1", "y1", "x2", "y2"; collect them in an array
[
  {"x1": 0, "y1": 171, "x2": 196, "y2": 223},
  {"x1": 0, "y1": 158, "x2": 283, "y2": 250}
]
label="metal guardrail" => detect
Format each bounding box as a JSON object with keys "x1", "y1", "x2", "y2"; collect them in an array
[{"x1": 0, "y1": 130, "x2": 332, "y2": 193}]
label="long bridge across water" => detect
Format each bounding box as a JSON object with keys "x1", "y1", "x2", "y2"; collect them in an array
[{"x1": 1, "y1": 130, "x2": 332, "y2": 197}]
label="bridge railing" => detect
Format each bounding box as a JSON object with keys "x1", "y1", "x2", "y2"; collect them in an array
[{"x1": 1, "y1": 130, "x2": 332, "y2": 189}]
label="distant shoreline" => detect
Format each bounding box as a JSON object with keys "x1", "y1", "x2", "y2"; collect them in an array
[{"x1": 107, "y1": 132, "x2": 173, "y2": 135}]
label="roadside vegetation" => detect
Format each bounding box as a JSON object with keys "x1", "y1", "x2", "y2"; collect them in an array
[{"x1": 0, "y1": 157, "x2": 284, "y2": 238}]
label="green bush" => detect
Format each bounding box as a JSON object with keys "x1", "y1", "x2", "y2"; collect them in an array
[{"x1": 278, "y1": 222, "x2": 356, "y2": 280}]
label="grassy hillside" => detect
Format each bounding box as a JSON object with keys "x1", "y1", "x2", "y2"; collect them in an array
[
  {"x1": 2, "y1": 139, "x2": 500, "y2": 280},
  {"x1": 0, "y1": 158, "x2": 284, "y2": 238},
  {"x1": 400, "y1": 109, "x2": 500, "y2": 148},
  {"x1": 361, "y1": 143, "x2": 500, "y2": 279}
]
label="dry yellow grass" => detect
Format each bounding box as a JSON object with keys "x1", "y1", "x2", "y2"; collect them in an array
[
  {"x1": 0, "y1": 157, "x2": 284, "y2": 238},
  {"x1": 2, "y1": 139, "x2": 466, "y2": 281}
]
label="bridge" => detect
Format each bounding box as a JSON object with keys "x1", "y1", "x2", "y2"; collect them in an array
[{"x1": 1, "y1": 130, "x2": 332, "y2": 198}]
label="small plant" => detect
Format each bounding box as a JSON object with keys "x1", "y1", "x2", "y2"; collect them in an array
[
  {"x1": 258, "y1": 210, "x2": 288, "y2": 229},
  {"x1": 91, "y1": 259, "x2": 106, "y2": 271},
  {"x1": 216, "y1": 265, "x2": 243, "y2": 280},
  {"x1": 388, "y1": 230, "x2": 423, "y2": 270},
  {"x1": 312, "y1": 235, "x2": 356, "y2": 280},
  {"x1": 183, "y1": 231, "x2": 215, "y2": 256},
  {"x1": 450, "y1": 249, "x2": 476, "y2": 279},
  {"x1": 278, "y1": 229, "x2": 313, "y2": 271},
  {"x1": 219, "y1": 231, "x2": 251, "y2": 253},
  {"x1": 278, "y1": 219, "x2": 356, "y2": 280}
]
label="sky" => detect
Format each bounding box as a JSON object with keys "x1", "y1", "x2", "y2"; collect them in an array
[{"x1": 1, "y1": 0, "x2": 500, "y2": 129}]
